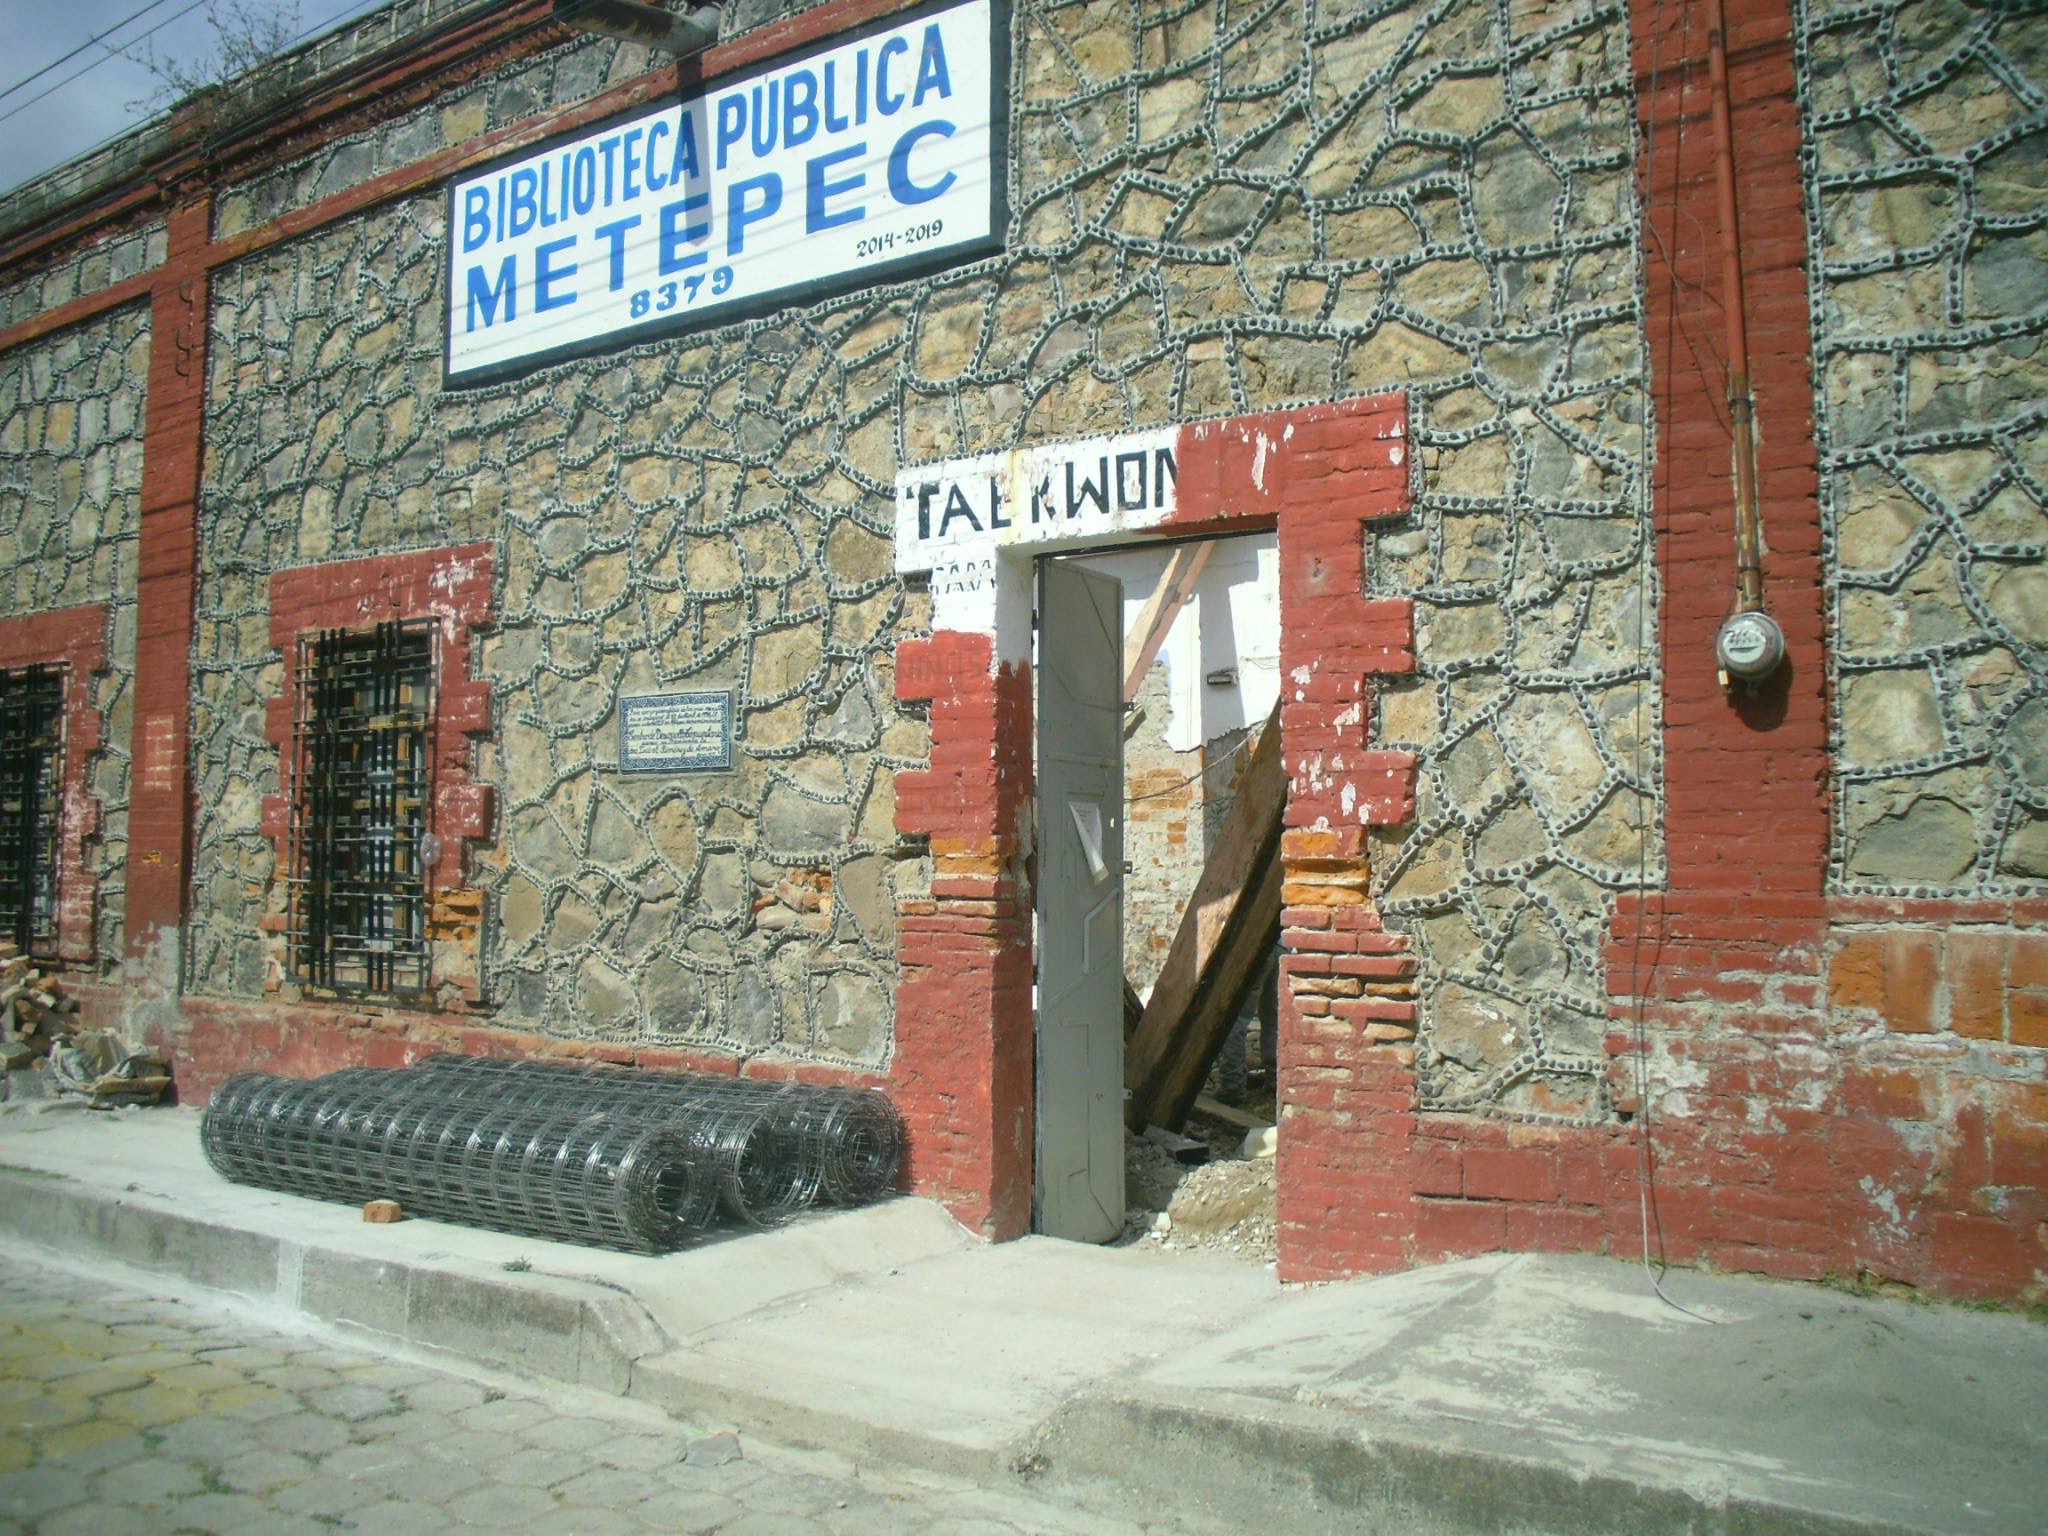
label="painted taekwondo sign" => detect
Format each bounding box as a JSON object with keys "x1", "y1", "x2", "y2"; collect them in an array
[
  {"x1": 894, "y1": 425, "x2": 1181, "y2": 594},
  {"x1": 444, "y1": 0, "x2": 1006, "y2": 385}
]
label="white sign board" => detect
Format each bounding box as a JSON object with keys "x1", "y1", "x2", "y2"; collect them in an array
[
  {"x1": 445, "y1": 0, "x2": 1005, "y2": 385},
  {"x1": 894, "y1": 426, "x2": 1181, "y2": 578}
]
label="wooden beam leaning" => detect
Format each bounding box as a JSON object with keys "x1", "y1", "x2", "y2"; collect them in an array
[
  {"x1": 1144, "y1": 847, "x2": 1282, "y2": 1133},
  {"x1": 1122, "y1": 541, "x2": 1213, "y2": 702},
  {"x1": 1123, "y1": 698, "x2": 1284, "y2": 1132}
]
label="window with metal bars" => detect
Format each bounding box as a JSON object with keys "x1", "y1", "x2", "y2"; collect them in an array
[
  {"x1": 286, "y1": 621, "x2": 436, "y2": 997},
  {"x1": 0, "y1": 665, "x2": 64, "y2": 959}
]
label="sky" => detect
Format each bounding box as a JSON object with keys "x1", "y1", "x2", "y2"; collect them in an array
[{"x1": 1, "y1": 0, "x2": 389, "y2": 197}]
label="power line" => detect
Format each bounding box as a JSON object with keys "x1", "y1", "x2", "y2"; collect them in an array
[
  {"x1": 1, "y1": 0, "x2": 413, "y2": 187},
  {"x1": 0, "y1": 0, "x2": 185, "y2": 105},
  {"x1": 0, "y1": 0, "x2": 217, "y2": 129}
]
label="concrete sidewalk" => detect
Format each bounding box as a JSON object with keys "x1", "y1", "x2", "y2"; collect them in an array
[{"x1": 0, "y1": 1101, "x2": 2040, "y2": 1535}]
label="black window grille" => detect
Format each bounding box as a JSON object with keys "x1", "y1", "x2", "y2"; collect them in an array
[
  {"x1": 287, "y1": 621, "x2": 436, "y2": 997},
  {"x1": 0, "y1": 665, "x2": 64, "y2": 958}
]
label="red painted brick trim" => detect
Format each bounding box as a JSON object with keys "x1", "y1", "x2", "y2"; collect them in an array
[
  {"x1": 1630, "y1": 0, "x2": 1829, "y2": 909},
  {"x1": 891, "y1": 631, "x2": 1035, "y2": 1238},
  {"x1": 257, "y1": 543, "x2": 496, "y2": 1001},
  {"x1": 0, "y1": 603, "x2": 109, "y2": 965},
  {"x1": 1346, "y1": 0, "x2": 2048, "y2": 1306},
  {"x1": 62, "y1": 209, "x2": 323, "y2": 983},
  {"x1": 0, "y1": 273, "x2": 159, "y2": 356},
  {"x1": 1242, "y1": 401, "x2": 1426, "y2": 1282},
  {"x1": 124, "y1": 198, "x2": 213, "y2": 958},
  {"x1": 891, "y1": 397, "x2": 1417, "y2": 1243}
]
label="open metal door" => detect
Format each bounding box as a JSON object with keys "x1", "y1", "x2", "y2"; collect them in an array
[{"x1": 1035, "y1": 558, "x2": 1125, "y2": 1242}]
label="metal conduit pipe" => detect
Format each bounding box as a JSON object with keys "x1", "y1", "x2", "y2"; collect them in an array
[{"x1": 1704, "y1": 0, "x2": 1785, "y2": 685}]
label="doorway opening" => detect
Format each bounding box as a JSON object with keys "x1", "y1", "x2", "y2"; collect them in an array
[
  {"x1": 885, "y1": 393, "x2": 1413, "y2": 1258},
  {"x1": 1031, "y1": 533, "x2": 1284, "y2": 1247}
]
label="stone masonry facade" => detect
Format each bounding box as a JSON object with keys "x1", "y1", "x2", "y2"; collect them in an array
[
  {"x1": 1803, "y1": 0, "x2": 2048, "y2": 892},
  {"x1": 179, "y1": 0, "x2": 1660, "y2": 1088},
  {"x1": 0, "y1": 0, "x2": 2040, "y2": 1300},
  {"x1": 190, "y1": 196, "x2": 927, "y2": 1065},
  {"x1": 0, "y1": 307, "x2": 147, "y2": 969}
]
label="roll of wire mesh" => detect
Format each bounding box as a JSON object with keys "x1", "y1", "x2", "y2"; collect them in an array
[
  {"x1": 201, "y1": 1057, "x2": 904, "y2": 1251},
  {"x1": 414, "y1": 1054, "x2": 904, "y2": 1210},
  {"x1": 201, "y1": 1069, "x2": 720, "y2": 1252}
]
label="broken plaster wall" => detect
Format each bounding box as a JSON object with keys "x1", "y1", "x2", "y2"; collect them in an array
[
  {"x1": 1802, "y1": 0, "x2": 2048, "y2": 892},
  {"x1": 0, "y1": 306, "x2": 146, "y2": 970},
  {"x1": 1123, "y1": 658, "x2": 1258, "y2": 998},
  {"x1": 181, "y1": 0, "x2": 1658, "y2": 1082}
]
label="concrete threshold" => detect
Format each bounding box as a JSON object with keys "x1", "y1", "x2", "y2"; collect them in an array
[{"x1": 2, "y1": 1102, "x2": 2041, "y2": 1536}]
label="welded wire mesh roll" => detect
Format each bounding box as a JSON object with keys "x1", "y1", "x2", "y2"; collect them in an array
[
  {"x1": 201, "y1": 1070, "x2": 719, "y2": 1252},
  {"x1": 398, "y1": 1060, "x2": 813, "y2": 1225},
  {"x1": 414, "y1": 1054, "x2": 905, "y2": 1210}
]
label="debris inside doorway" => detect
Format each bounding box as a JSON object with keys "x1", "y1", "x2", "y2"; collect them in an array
[{"x1": 1118, "y1": 1099, "x2": 1277, "y2": 1264}]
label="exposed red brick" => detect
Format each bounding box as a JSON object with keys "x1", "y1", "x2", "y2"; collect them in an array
[
  {"x1": 1946, "y1": 931, "x2": 2007, "y2": 1041},
  {"x1": 2010, "y1": 993, "x2": 2048, "y2": 1051},
  {"x1": 1882, "y1": 931, "x2": 1940, "y2": 1034},
  {"x1": 1463, "y1": 1146, "x2": 1562, "y2": 1204},
  {"x1": 125, "y1": 198, "x2": 212, "y2": 955},
  {"x1": 2010, "y1": 932, "x2": 2048, "y2": 991}
]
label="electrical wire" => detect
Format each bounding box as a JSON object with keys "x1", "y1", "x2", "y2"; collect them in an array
[
  {"x1": 1126, "y1": 724, "x2": 1258, "y2": 804},
  {"x1": 0, "y1": 0, "x2": 186, "y2": 105},
  {"x1": 1630, "y1": 0, "x2": 1718, "y2": 1330},
  {"x1": 1, "y1": 0, "x2": 492, "y2": 199},
  {"x1": 0, "y1": 0, "x2": 216, "y2": 128},
  {"x1": 2, "y1": 2, "x2": 550, "y2": 256}
]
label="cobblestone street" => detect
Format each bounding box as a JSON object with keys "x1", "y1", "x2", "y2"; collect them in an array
[{"x1": 0, "y1": 1252, "x2": 1143, "y2": 1536}]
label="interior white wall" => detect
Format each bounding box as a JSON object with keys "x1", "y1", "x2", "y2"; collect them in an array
[{"x1": 1069, "y1": 532, "x2": 1280, "y2": 752}]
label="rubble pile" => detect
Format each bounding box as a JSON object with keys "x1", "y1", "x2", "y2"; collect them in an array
[
  {"x1": 1119, "y1": 1108, "x2": 1279, "y2": 1264},
  {"x1": 0, "y1": 944, "x2": 169, "y2": 1107}
]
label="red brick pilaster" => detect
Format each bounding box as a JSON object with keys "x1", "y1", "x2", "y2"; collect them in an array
[
  {"x1": 125, "y1": 198, "x2": 213, "y2": 957},
  {"x1": 1625, "y1": 0, "x2": 1829, "y2": 919},
  {"x1": 1245, "y1": 400, "x2": 1418, "y2": 1283},
  {"x1": 1598, "y1": 0, "x2": 1840, "y2": 1277},
  {"x1": 890, "y1": 631, "x2": 1035, "y2": 1238}
]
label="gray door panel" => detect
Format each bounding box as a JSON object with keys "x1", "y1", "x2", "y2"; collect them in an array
[{"x1": 1035, "y1": 559, "x2": 1125, "y2": 1243}]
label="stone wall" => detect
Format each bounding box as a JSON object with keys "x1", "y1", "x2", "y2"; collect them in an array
[
  {"x1": 0, "y1": 305, "x2": 147, "y2": 967},
  {"x1": 187, "y1": 195, "x2": 926, "y2": 1065},
  {"x1": 1349, "y1": 0, "x2": 1657, "y2": 1119},
  {"x1": 208, "y1": 2, "x2": 857, "y2": 243},
  {"x1": 213, "y1": 34, "x2": 657, "y2": 242},
  {"x1": 183, "y1": 0, "x2": 1656, "y2": 1079},
  {"x1": 1802, "y1": 0, "x2": 2048, "y2": 893},
  {"x1": 0, "y1": 225, "x2": 166, "y2": 331}
]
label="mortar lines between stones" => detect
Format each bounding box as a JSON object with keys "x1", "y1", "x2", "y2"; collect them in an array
[
  {"x1": 175, "y1": 0, "x2": 1660, "y2": 1106},
  {"x1": 1798, "y1": 0, "x2": 2048, "y2": 896},
  {"x1": 0, "y1": 305, "x2": 146, "y2": 971}
]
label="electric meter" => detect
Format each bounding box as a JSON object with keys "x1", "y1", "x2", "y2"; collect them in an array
[{"x1": 1715, "y1": 610, "x2": 1784, "y2": 681}]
